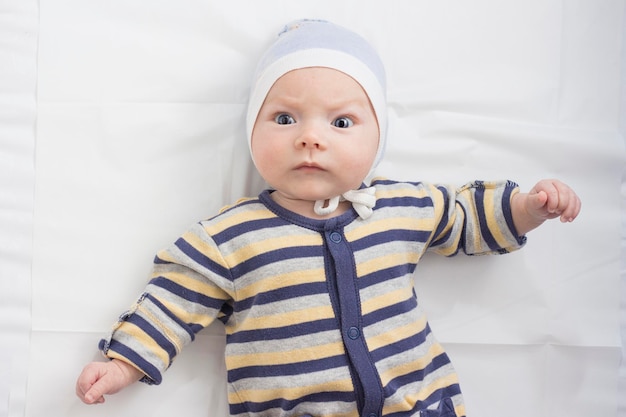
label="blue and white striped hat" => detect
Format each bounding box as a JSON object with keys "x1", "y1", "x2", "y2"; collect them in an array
[{"x1": 246, "y1": 19, "x2": 388, "y2": 176}]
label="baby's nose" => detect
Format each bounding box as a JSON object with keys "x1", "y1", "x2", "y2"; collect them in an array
[{"x1": 296, "y1": 125, "x2": 326, "y2": 149}]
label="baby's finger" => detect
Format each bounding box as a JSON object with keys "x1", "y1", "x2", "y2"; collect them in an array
[
  {"x1": 84, "y1": 386, "x2": 106, "y2": 404},
  {"x1": 560, "y1": 189, "x2": 581, "y2": 222},
  {"x1": 82, "y1": 373, "x2": 115, "y2": 404},
  {"x1": 76, "y1": 368, "x2": 98, "y2": 404},
  {"x1": 76, "y1": 363, "x2": 109, "y2": 404},
  {"x1": 551, "y1": 182, "x2": 577, "y2": 219},
  {"x1": 542, "y1": 181, "x2": 562, "y2": 214}
]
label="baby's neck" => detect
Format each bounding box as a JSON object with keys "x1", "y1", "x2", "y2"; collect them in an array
[{"x1": 270, "y1": 192, "x2": 350, "y2": 219}]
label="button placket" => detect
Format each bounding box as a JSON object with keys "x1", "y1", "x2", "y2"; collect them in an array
[{"x1": 324, "y1": 224, "x2": 384, "y2": 417}]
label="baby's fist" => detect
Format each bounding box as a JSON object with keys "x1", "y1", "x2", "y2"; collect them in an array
[{"x1": 527, "y1": 179, "x2": 581, "y2": 223}]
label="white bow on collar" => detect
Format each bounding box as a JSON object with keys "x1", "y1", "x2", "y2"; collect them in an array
[{"x1": 313, "y1": 186, "x2": 377, "y2": 220}]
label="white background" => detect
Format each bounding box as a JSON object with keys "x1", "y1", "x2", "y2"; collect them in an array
[{"x1": 1, "y1": 1, "x2": 625, "y2": 416}]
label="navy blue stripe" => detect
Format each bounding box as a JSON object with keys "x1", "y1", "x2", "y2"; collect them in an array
[
  {"x1": 228, "y1": 390, "x2": 356, "y2": 415},
  {"x1": 359, "y1": 264, "x2": 416, "y2": 291},
  {"x1": 501, "y1": 183, "x2": 516, "y2": 236},
  {"x1": 371, "y1": 178, "x2": 400, "y2": 186},
  {"x1": 125, "y1": 314, "x2": 177, "y2": 365},
  {"x1": 150, "y1": 276, "x2": 225, "y2": 310},
  {"x1": 188, "y1": 322, "x2": 205, "y2": 334},
  {"x1": 173, "y1": 237, "x2": 230, "y2": 278},
  {"x1": 235, "y1": 281, "x2": 328, "y2": 312},
  {"x1": 104, "y1": 340, "x2": 163, "y2": 384},
  {"x1": 226, "y1": 318, "x2": 338, "y2": 344},
  {"x1": 230, "y1": 245, "x2": 323, "y2": 279},
  {"x1": 410, "y1": 384, "x2": 463, "y2": 417},
  {"x1": 212, "y1": 217, "x2": 287, "y2": 245},
  {"x1": 386, "y1": 383, "x2": 463, "y2": 417},
  {"x1": 429, "y1": 186, "x2": 453, "y2": 249},
  {"x1": 372, "y1": 179, "x2": 424, "y2": 188},
  {"x1": 217, "y1": 303, "x2": 233, "y2": 325},
  {"x1": 153, "y1": 255, "x2": 170, "y2": 264},
  {"x1": 362, "y1": 294, "x2": 419, "y2": 330},
  {"x1": 369, "y1": 321, "x2": 431, "y2": 364},
  {"x1": 502, "y1": 181, "x2": 526, "y2": 247},
  {"x1": 375, "y1": 195, "x2": 434, "y2": 210},
  {"x1": 144, "y1": 294, "x2": 196, "y2": 340},
  {"x1": 473, "y1": 183, "x2": 500, "y2": 251},
  {"x1": 383, "y1": 351, "x2": 453, "y2": 400},
  {"x1": 227, "y1": 354, "x2": 349, "y2": 382},
  {"x1": 350, "y1": 228, "x2": 431, "y2": 252}
]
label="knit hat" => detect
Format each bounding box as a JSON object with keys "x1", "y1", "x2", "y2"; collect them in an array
[{"x1": 246, "y1": 19, "x2": 387, "y2": 218}]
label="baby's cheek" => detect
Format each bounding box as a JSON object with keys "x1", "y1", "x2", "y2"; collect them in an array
[{"x1": 349, "y1": 151, "x2": 376, "y2": 174}]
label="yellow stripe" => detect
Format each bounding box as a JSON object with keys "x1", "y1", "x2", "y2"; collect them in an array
[
  {"x1": 137, "y1": 303, "x2": 185, "y2": 353},
  {"x1": 428, "y1": 183, "x2": 444, "y2": 211},
  {"x1": 462, "y1": 189, "x2": 482, "y2": 252},
  {"x1": 231, "y1": 304, "x2": 336, "y2": 334},
  {"x1": 426, "y1": 185, "x2": 459, "y2": 255},
  {"x1": 226, "y1": 340, "x2": 345, "y2": 369},
  {"x1": 162, "y1": 230, "x2": 229, "y2": 269},
  {"x1": 360, "y1": 282, "x2": 415, "y2": 316},
  {"x1": 375, "y1": 185, "x2": 430, "y2": 200},
  {"x1": 228, "y1": 378, "x2": 354, "y2": 404},
  {"x1": 151, "y1": 270, "x2": 231, "y2": 301},
  {"x1": 224, "y1": 233, "x2": 323, "y2": 265},
  {"x1": 432, "y1": 238, "x2": 459, "y2": 256},
  {"x1": 147, "y1": 297, "x2": 216, "y2": 330},
  {"x1": 365, "y1": 314, "x2": 428, "y2": 352},
  {"x1": 346, "y1": 216, "x2": 435, "y2": 242},
  {"x1": 116, "y1": 322, "x2": 170, "y2": 366},
  {"x1": 357, "y1": 252, "x2": 421, "y2": 277},
  {"x1": 379, "y1": 342, "x2": 445, "y2": 386},
  {"x1": 205, "y1": 208, "x2": 277, "y2": 235},
  {"x1": 382, "y1": 370, "x2": 460, "y2": 415},
  {"x1": 237, "y1": 268, "x2": 326, "y2": 300},
  {"x1": 218, "y1": 197, "x2": 256, "y2": 214},
  {"x1": 483, "y1": 187, "x2": 509, "y2": 248}
]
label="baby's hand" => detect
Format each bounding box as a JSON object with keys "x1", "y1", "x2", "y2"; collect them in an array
[
  {"x1": 76, "y1": 359, "x2": 143, "y2": 404},
  {"x1": 511, "y1": 179, "x2": 581, "y2": 235},
  {"x1": 525, "y1": 179, "x2": 581, "y2": 223}
]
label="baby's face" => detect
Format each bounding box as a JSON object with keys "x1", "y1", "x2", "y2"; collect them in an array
[{"x1": 251, "y1": 67, "x2": 379, "y2": 213}]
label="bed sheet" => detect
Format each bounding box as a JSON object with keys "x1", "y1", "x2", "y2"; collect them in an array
[{"x1": 1, "y1": 1, "x2": 625, "y2": 416}]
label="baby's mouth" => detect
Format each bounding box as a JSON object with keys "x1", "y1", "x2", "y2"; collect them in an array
[{"x1": 295, "y1": 162, "x2": 324, "y2": 171}]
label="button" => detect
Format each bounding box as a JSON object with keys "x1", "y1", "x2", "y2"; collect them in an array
[
  {"x1": 347, "y1": 326, "x2": 360, "y2": 339},
  {"x1": 329, "y1": 232, "x2": 342, "y2": 243}
]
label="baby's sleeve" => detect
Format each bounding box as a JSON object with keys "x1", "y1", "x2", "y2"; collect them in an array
[
  {"x1": 428, "y1": 180, "x2": 527, "y2": 257},
  {"x1": 99, "y1": 221, "x2": 234, "y2": 385}
]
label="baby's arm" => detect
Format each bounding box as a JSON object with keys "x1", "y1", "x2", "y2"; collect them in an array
[
  {"x1": 511, "y1": 179, "x2": 581, "y2": 236},
  {"x1": 75, "y1": 358, "x2": 144, "y2": 404}
]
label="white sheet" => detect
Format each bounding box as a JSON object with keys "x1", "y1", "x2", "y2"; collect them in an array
[
  {"x1": 0, "y1": 1, "x2": 624, "y2": 416},
  {"x1": 0, "y1": 1, "x2": 37, "y2": 416}
]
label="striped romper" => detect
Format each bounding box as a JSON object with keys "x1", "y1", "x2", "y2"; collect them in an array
[{"x1": 100, "y1": 179, "x2": 526, "y2": 417}]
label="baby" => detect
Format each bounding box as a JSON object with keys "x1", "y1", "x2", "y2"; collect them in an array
[{"x1": 76, "y1": 20, "x2": 581, "y2": 417}]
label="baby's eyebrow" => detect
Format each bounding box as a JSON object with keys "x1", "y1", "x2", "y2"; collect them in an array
[{"x1": 329, "y1": 98, "x2": 369, "y2": 109}]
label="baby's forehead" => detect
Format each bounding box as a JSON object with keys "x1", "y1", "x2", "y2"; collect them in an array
[
  {"x1": 262, "y1": 67, "x2": 374, "y2": 107},
  {"x1": 270, "y1": 67, "x2": 366, "y2": 90}
]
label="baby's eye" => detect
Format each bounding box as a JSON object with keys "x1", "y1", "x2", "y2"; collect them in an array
[
  {"x1": 275, "y1": 113, "x2": 296, "y2": 125},
  {"x1": 332, "y1": 117, "x2": 354, "y2": 128}
]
